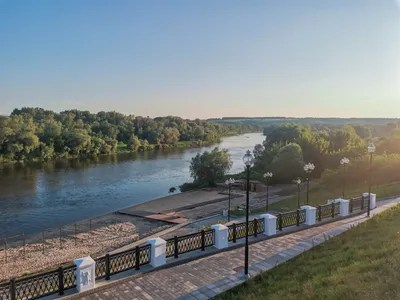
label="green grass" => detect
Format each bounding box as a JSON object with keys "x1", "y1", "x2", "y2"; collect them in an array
[
  {"x1": 231, "y1": 181, "x2": 400, "y2": 216},
  {"x1": 216, "y1": 203, "x2": 400, "y2": 300}
]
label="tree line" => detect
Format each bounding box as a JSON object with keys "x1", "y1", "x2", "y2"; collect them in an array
[
  {"x1": 252, "y1": 122, "x2": 400, "y2": 184},
  {"x1": 0, "y1": 107, "x2": 259, "y2": 163},
  {"x1": 180, "y1": 121, "x2": 400, "y2": 192}
]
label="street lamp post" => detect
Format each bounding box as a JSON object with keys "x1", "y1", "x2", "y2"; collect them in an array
[
  {"x1": 242, "y1": 150, "x2": 254, "y2": 278},
  {"x1": 304, "y1": 163, "x2": 315, "y2": 205},
  {"x1": 340, "y1": 157, "x2": 350, "y2": 198},
  {"x1": 225, "y1": 178, "x2": 235, "y2": 222},
  {"x1": 263, "y1": 172, "x2": 273, "y2": 212},
  {"x1": 367, "y1": 142, "x2": 376, "y2": 217},
  {"x1": 293, "y1": 178, "x2": 302, "y2": 208}
]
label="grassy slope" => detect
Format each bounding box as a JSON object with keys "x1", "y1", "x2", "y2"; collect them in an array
[
  {"x1": 231, "y1": 181, "x2": 400, "y2": 216},
  {"x1": 216, "y1": 204, "x2": 400, "y2": 300}
]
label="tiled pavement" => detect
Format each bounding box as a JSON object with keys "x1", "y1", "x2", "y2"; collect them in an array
[{"x1": 66, "y1": 198, "x2": 400, "y2": 300}]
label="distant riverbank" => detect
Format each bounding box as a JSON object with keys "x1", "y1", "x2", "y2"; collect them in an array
[{"x1": 0, "y1": 130, "x2": 260, "y2": 165}]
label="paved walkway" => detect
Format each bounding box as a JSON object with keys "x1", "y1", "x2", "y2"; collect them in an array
[{"x1": 65, "y1": 198, "x2": 400, "y2": 300}]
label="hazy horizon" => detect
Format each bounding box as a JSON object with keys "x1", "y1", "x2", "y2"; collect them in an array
[{"x1": 1, "y1": 0, "x2": 399, "y2": 119}]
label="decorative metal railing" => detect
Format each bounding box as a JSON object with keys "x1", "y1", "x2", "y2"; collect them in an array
[
  {"x1": 94, "y1": 244, "x2": 151, "y2": 281},
  {"x1": 0, "y1": 194, "x2": 371, "y2": 300},
  {"x1": 334, "y1": 202, "x2": 340, "y2": 215},
  {"x1": 351, "y1": 196, "x2": 363, "y2": 211},
  {"x1": 164, "y1": 229, "x2": 215, "y2": 259},
  {"x1": 227, "y1": 218, "x2": 265, "y2": 242},
  {"x1": 276, "y1": 209, "x2": 306, "y2": 230},
  {"x1": 0, "y1": 264, "x2": 77, "y2": 300},
  {"x1": 0, "y1": 282, "x2": 10, "y2": 300},
  {"x1": 165, "y1": 237, "x2": 175, "y2": 258},
  {"x1": 320, "y1": 203, "x2": 333, "y2": 219}
]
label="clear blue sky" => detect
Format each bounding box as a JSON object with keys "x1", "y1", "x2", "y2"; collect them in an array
[{"x1": 0, "y1": 0, "x2": 399, "y2": 119}]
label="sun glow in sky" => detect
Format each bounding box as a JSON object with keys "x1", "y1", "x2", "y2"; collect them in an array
[{"x1": 0, "y1": 0, "x2": 399, "y2": 119}]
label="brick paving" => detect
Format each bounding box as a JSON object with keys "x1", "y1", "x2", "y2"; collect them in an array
[{"x1": 66, "y1": 198, "x2": 400, "y2": 300}]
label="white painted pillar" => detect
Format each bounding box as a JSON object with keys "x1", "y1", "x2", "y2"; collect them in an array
[
  {"x1": 260, "y1": 214, "x2": 277, "y2": 236},
  {"x1": 147, "y1": 238, "x2": 166, "y2": 268},
  {"x1": 363, "y1": 192, "x2": 377, "y2": 209},
  {"x1": 300, "y1": 206, "x2": 317, "y2": 226},
  {"x1": 336, "y1": 199, "x2": 349, "y2": 216},
  {"x1": 74, "y1": 256, "x2": 96, "y2": 293},
  {"x1": 211, "y1": 224, "x2": 228, "y2": 249}
]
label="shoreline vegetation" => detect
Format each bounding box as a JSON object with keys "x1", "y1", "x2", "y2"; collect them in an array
[{"x1": 0, "y1": 107, "x2": 260, "y2": 164}]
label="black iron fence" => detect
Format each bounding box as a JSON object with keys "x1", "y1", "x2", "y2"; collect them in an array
[
  {"x1": 165, "y1": 229, "x2": 215, "y2": 259},
  {"x1": 0, "y1": 196, "x2": 370, "y2": 300},
  {"x1": 96, "y1": 244, "x2": 151, "y2": 281},
  {"x1": 227, "y1": 218, "x2": 265, "y2": 242},
  {"x1": 0, "y1": 265, "x2": 76, "y2": 300},
  {"x1": 276, "y1": 209, "x2": 306, "y2": 231}
]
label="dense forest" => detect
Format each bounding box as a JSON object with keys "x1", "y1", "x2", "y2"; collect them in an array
[{"x1": 0, "y1": 107, "x2": 259, "y2": 163}]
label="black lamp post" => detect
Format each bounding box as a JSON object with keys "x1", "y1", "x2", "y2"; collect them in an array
[
  {"x1": 340, "y1": 157, "x2": 350, "y2": 198},
  {"x1": 294, "y1": 178, "x2": 301, "y2": 208},
  {"x1": 225, "y1": 178, "x2": 234, "y2": 222},
  {"x1": 367, "y1": 142, "x2": 376, "y2": 217},
  {"x1": 263, "y1": 172, "x2": 273, "y2": 211},
  {"x1": 304, "y1": 163, "x2": 315, "y2": 205},
  {"x1": 242, "y1": 149, "x2": 254, "y2": 278}
]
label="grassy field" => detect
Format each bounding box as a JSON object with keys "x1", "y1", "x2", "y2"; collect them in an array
[
  {"x1": 231, "y1": 181, "x2": 400, "y2": 216},
  {"x1": 216, "y1": 203, "x2": 400, "y2": 300}
]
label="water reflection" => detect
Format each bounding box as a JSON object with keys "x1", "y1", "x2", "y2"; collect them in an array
[{"x1": 0, "y1": 133, "x2": 265, "y2": 236}]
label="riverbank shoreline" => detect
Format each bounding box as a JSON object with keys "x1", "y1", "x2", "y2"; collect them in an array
[{"x1": 0, "y1": 131, "x2": 261, "y2": 166}]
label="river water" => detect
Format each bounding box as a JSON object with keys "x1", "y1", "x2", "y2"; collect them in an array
[{"x1": 0, "y1": 133, "x2": 264, "y2": 237}]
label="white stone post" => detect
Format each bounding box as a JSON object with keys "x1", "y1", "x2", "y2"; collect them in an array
[
  {"x1": 300, "y1": 206, "x2": 316, "y2": 226},
  {"x1": 336, "y1": 198, "x2": 349, "y2": 216},
  {"x1": 260, "y1": 214, "x2": 277, "y2": 236},
  {"x1": 211, "y1": 224, "x2": 228, "y2": 249},
  {"x1": 147, "y1": 238, "x2": 166, "y2": 268},
  {"x1": 363, "y1": 192, "x2": 377, "y2": 209},
  {"x1": 74, "y1": 256, "x2": 95, "y2": 293}
]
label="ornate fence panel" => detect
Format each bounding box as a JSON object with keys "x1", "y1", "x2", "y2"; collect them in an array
[
  {"x1": 363, "y1": 196, "x2": 370, "y2": 209},
  {"x1": 15, "y1": 269, "x2": 59, "y2": 300},
  {"x1": 320, "y1": 204, "x2": 332, "y2": 219},
  {"x1": 334, "y1": 202, "x2": 340, "y2": 215},
  {"x1": 352, "y1": 197, "x2": 362, "y2": 210},
  {"x1": 299, "y1": 209, "x2": 306, "y2": 223},
  {"x1": 138, "y1": 244, "x2": 151, "y2": 265},
  {"x1": 0, "y1": 282, "x2": 10, "y2": 300},
  {"x1": 257, "y1": 218, "x2": 265, "y2": 234},
  {"x1": 95, "y1": 255, "x2": 107, "y2": 279},
  {"x1": 281, "y1": 211, "x2": 298, "y2": 228},
  {"x1": 109, "y1": 248, "x2": 137, "y2": 275},
  {"x1": 63, "y1": 265, "x2": 77, "y2": 290},
  {"x1": 165, "y1": 238, "x2": 175, "y2": 258},
  {"x1": 177, "y1": 232, "x2": 203, "y2": 254},
  {"x1": 235, "y1": 222, "x2": 247, "y2": 239},
  {"x1": 228, "y1": 225, "x2": 235, "y2": 241},
  {"x1": 204, "y1": 230, "x2": 214, "y2": 247}
]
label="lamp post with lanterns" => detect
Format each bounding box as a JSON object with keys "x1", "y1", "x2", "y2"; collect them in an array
[
  {"x1": 304, "y1": 163, "x2": 315, "y2": 205},
  {"x1": 225, "y1": 178, "x2": 235, "y2": 222},
  {"x1": 263, "y1": 172, "x2": 273, "y2": 211},
  {"x1": 340, "y1": 157, "x2": 350, "y2": 198},
  {"x1": 242, "y1": 150, "x2": 254, "y2": 278},
  {"x1": 367, "y1": 143, "x2": 376, "y2": 217}
]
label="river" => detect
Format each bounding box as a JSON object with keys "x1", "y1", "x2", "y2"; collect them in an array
[{"x1": 0, "y1": 133, "x2": 265, "y2": 237}]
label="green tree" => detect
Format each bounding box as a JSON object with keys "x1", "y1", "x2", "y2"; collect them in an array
[
  {"x1": 189, "y1": 147, "x2": 232, "y2": 185},
  {"x1": 127, "y1": 134, "x2": 141, "y2": 151},
  {"x1": 270, "y1": 143, "x2": 304, "y2": 183}
]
